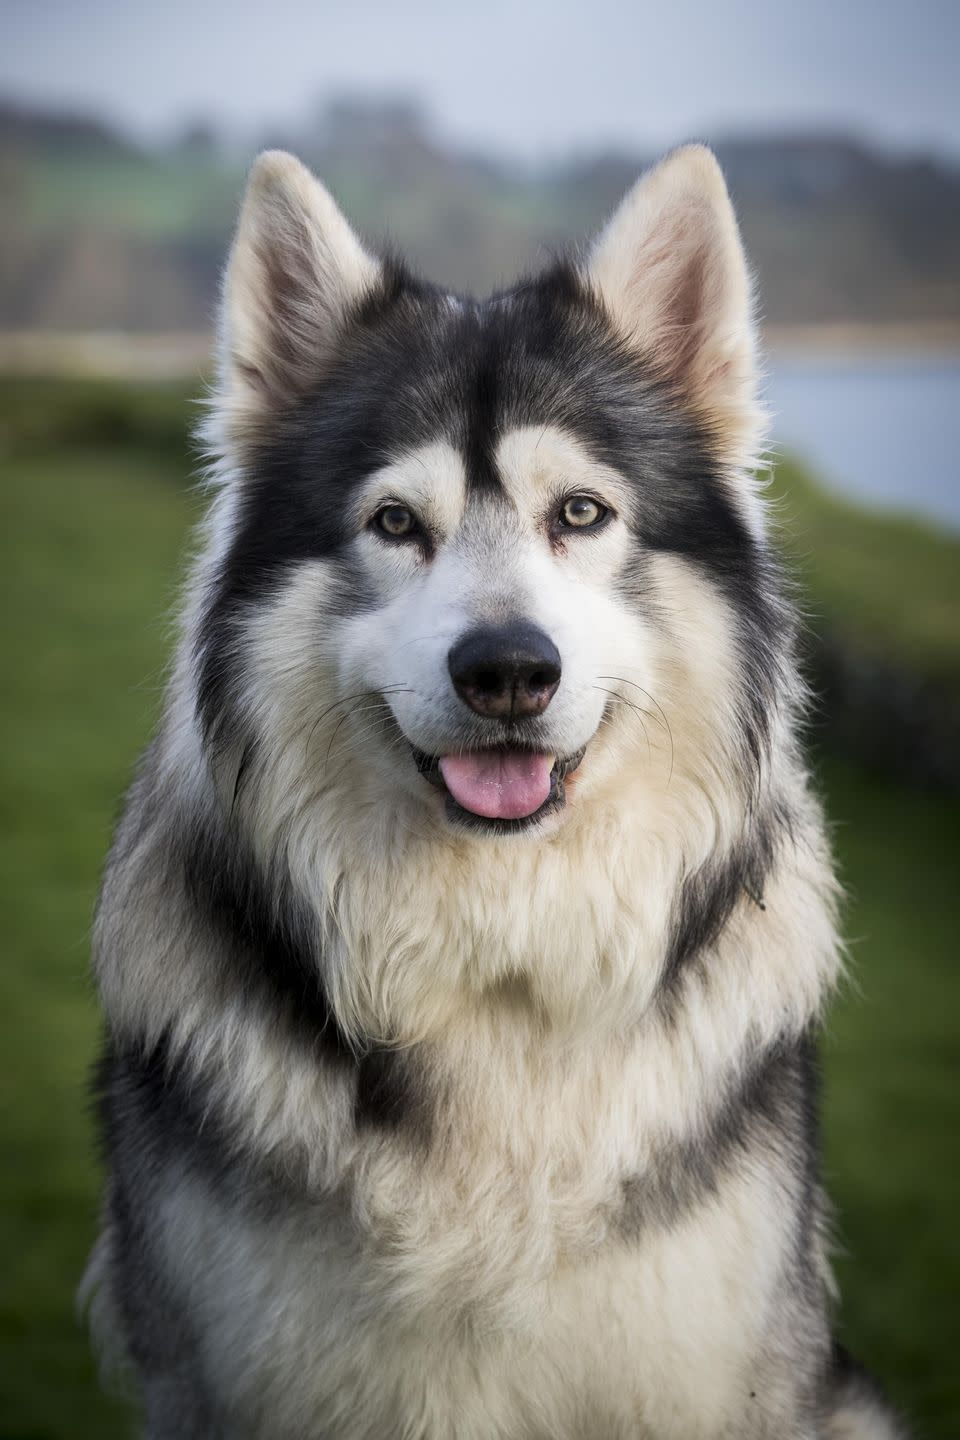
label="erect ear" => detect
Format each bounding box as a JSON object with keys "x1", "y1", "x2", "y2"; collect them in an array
[
  {"x1": 586, "y1": 145, "x2": 762, "y2": 469},
  {"x1": 216, "y1": 151, "x2": 379, "y2": 437}
]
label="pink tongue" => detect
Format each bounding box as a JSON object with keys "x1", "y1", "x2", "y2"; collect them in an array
[{"x1": 439, "y1": 751, "x2": 554, "y2": 820}]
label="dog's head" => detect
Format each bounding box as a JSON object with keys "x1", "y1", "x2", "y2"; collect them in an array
[{"x1": 196, "y1": 148, "x2": 787, "y2": 841}]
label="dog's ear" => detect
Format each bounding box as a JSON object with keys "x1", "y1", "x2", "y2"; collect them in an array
[
  {"x1": 586, "y1": 145, "x2": 762, "y2": 469},
  {"x1": 216, "y1": 151, "x2": 379, "y2": 436}
]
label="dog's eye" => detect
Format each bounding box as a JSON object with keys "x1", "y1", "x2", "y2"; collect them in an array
[
  {"x1": 373, "y1": 505, "x2": 418, "y2": 539},
  {"x1": 559, "y1": 495, "x2": 607, "y2": 529}
]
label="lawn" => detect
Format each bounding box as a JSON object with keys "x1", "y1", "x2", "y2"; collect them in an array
[
  {"x1": 770, "y1": 457, "x2": 960, "y2": 705},
  {"x1": 0, "y1": 381, "x2": 957, "y2": 1438}
]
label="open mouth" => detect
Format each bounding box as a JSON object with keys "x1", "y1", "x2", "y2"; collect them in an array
[{"x1": 411, "y1": 745, "x2": 587, "y2": 832}]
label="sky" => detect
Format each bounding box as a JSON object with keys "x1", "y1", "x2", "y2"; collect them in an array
[{"x1": 3, "y1": 0, "x2": 959, "y2": 160}]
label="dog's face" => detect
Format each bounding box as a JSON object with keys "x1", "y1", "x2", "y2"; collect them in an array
[
  {"x1": 336, "y1": 416, "x2": 638, "y2": 831},
  {"x1": 198, "y1": 148, "x2": 778, "y2": 838}
]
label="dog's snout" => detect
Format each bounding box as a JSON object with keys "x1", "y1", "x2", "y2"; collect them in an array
[{"x1": 448, "y1": 622, "x2": 562, "y2": 720}]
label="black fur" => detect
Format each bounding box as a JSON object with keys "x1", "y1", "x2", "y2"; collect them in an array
[
  {"x1": 96, "y1": 1034, "x2": 253, "y2": 1201},
  {"x1": 178, "y1": 808, "x2": 354, "y2": 1063},
  {"x1": 93, "y1": 1037, "x2": 227, "y2": 1414},
  {"x1": 354, "y1": 1045, "x2": 431, "y2": 1139},
  {"x1": 827, "y1": 1343, "x2": 909, "y2": 1437},
  {"x1": 617, "y1": 1033, "x2": 819, "y2": 1242},
  {"x1": 661, "y1": 802, "x2": 787, "y2": 997},
  {"x1": 183, "y1": 812, "x2": 432, "y2": 1141}
]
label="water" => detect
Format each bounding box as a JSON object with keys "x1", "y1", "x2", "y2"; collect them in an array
[{"x1": 766, "y1": 355, "x2": 960, "y2": 531}]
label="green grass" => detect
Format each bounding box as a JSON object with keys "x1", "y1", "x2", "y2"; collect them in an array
[
  {"x1": 0, "y1": 381, "x2": 957, "y2": 1437},
  {"x1": 0, "y1": 434, "x2": 198, "y2": 1439},
  {"x1": 819, "y1": 759, "x2": 960, "y2": 1431},
  {"x1": 771, "y1": 458, "x2": 960, "y2": 703},
  {"x1": 21, "y1": 149, "x2": 244, "y2": 241}
]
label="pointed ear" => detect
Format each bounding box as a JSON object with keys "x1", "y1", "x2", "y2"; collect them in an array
[
  {"x1": 216, "y1": 151, "x2": 379, "y2": 436},
  {"x1": 586, "y1": 145, "x2": 762, "y2": 468}
]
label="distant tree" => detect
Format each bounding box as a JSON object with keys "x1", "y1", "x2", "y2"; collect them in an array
[
  {"x1": 316, "y1": 96, "x2": 431, "y2": 151},
  {"x1": 173, "y1": 119, "x2": 219, "y2": 159}
]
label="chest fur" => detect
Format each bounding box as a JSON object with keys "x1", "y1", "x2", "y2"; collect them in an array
[{"x1": 155, "y1": 1136, "x2": 798, "y2": 1440}]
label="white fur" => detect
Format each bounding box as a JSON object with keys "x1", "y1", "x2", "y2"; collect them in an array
[
  {"x1": 149, "y1": 1156, "x2": 805, "y2": 1439},
  {"x1": 216, "y1": 150, "x2": 379, "y2": 441}
]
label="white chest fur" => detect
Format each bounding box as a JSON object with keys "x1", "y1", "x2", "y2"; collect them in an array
[
  {"x1": 156, "y1": 1148, "x2": 796, "y2": 1440},
  {"x1": 152, "y1": 1010, "x2": 813, "y2": 1440}
]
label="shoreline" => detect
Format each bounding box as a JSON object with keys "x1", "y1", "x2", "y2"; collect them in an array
[
  {"x1": 764, "y1": 321, "x2": 960, "y2": 359},
  {"x1": 1, "y1": 324, "x2": 959, "y2": 380}
]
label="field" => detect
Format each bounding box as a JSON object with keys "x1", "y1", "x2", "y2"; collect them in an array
[{"x1": 0, "y1": 380, "x2": 957, "y2": 1438}]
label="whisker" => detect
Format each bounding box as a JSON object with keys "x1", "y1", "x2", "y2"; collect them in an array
[
  {"x1": 390, "y1": 633, "x2": 451, "y2": 654},
  {"x1": 593, "y1": 685, "x2": 652, "y2": 765},
  {"x1": 323, "y1": 720, "x2": 439, "y2": 840},
  {"x1": 323, "y1": 701, "x2": 402, "y2": 766},
  {"x1": 596, "y1": 675, "x2": 674, "y2": 783},
  {"x1": 302, "y1": 686, "x2": 415, "y2": 762},
  {"x1": 596, "y1": 675, "x2": 669, "y2": 733}
]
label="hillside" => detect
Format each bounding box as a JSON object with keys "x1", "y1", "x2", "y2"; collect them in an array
[{"x1": 1, "y1": 97, "x2": 959, "y2": 330}]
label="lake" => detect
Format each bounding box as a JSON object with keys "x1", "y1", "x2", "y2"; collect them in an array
[{"x1": 767, "y1": 354, "x2": 960, "y2": 532}]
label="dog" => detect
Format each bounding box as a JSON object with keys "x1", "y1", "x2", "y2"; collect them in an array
[{"x1": 85, "y1": 145, "x2": 907, "y2": 1438}]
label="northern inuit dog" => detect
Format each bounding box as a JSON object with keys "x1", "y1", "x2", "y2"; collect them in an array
[{"x1": 87, "y1": 146, "x2": 906, "y2": 1439}]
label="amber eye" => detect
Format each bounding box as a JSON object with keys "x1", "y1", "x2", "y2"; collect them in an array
[
  {"x1": 373, "y1": 504, "x2": 418, "y2": 539},
  {"x1": 559, "y1": 495, "x2": 607, "y2": 529}
]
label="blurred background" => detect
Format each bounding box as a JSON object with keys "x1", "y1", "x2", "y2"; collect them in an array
[{"x1": 1, "y1": 2, "x2": 957, "y2": 1436}]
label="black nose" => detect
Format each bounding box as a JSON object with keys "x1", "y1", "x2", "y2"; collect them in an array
[{"x1": 448, "y1": 622, "x2": 562, "y2": 720}]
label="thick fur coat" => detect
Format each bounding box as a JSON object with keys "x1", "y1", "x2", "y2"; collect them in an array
[{"x1": 86, "y1": 146, "x2": 906, "y2": 1439}]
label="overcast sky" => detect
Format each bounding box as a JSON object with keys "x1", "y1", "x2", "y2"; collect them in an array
[{"x1": 3, "y1": 0, "x2": 959, "y2": 160}]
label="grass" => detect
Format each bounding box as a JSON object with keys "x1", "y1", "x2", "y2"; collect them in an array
[
  {"x1": 0, "y1": 435, "x2": 197, "y2": 1439},
  {"x1": 770, "y1": 457, "x2": 960, "y2": 703},
  {"x1": 22, "y1": 149, "x2": 244, "y2": 241},
  {"x1": 0, "y1": 380, "x2": 957, "y2": 1437},
  {"x1": 818, "y1": 759, "x2": 960, "y2": 1431}
]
